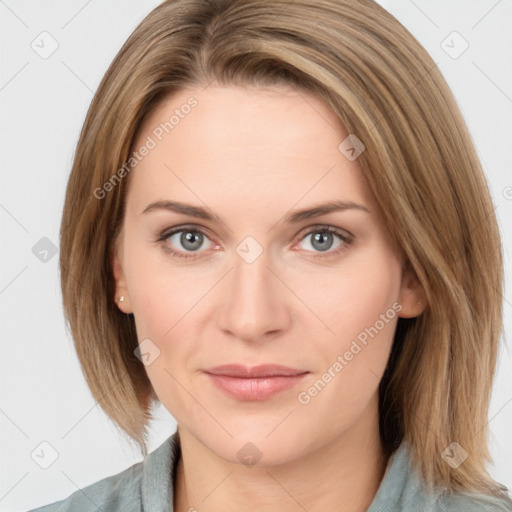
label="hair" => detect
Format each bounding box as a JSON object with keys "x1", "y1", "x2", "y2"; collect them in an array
[{"x1": 58, "y1": 0, "x2": 511, "y2": 504}]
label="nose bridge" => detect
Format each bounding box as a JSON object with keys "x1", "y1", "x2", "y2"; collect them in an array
[{"x1": 217, "y1": 242, "x2": 289, "y2": 341}]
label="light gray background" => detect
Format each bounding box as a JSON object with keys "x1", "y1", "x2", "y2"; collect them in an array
[{"x1": 1, "y1": 1, "x2": 511, "y2": 511}]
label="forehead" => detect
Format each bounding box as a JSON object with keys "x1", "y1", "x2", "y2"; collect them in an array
[{"x1": 125, "y1": 85, "x2": 375, "y2": 217}]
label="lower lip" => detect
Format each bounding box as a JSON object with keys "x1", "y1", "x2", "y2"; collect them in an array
[{"x1": 205, "y1": 373, "x2": 309, "y2": 401}]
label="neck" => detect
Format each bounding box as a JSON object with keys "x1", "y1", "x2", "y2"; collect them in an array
[{"x1": 173, "y1": 396, "x2": 388, "y2": 512}]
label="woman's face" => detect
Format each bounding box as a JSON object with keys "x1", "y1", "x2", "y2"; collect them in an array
[{"x1": 112, "y1": 84, "x2": 424, "y2": 465}]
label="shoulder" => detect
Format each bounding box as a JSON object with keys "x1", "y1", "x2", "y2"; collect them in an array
[
  {"x1": 437, "y1": 490, "x2": 512, "y2": 512},
  {"x1": 368, "y1": 441, "x2": 512, "y2": 512},
  {"x1": 25, "y1": 431, "x2": 180, "y2": 512},
  {"x1": 25, "y1": 458, "x2": 143, "y2": 512}
]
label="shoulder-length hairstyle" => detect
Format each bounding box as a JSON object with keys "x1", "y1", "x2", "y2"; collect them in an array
[{"x1": 59, "y1": 0, "x2": 510, "y2": 503}]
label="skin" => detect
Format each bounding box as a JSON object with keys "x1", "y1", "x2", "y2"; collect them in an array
[{"x1": 112, "y1": 84, "x2": 426, "y2": 512}]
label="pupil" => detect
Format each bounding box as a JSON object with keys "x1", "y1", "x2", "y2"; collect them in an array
[
  {"x1": 313, "y1": 232, "x2": 333, "y2": 251},
  {"x1": 182, "y1": 231, "x2": 202, "y2": 251}
]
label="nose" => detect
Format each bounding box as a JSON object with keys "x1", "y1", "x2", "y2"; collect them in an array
[{"x1": 216, "y1": 247, "x2": 291, "y2": 343}]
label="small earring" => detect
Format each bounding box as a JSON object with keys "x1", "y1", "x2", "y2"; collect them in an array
[{"x1": 118, "y1": 296, "x2": 125, "y2": 303}]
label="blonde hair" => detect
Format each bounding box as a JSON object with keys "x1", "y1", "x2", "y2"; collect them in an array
[{"x1": 59, "y1": 0, "x2": 510, "y2": 502}]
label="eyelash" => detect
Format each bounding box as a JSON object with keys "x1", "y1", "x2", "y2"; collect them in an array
[{"x1": 156, "y1": 224, "x2": 354, "y2": 261}]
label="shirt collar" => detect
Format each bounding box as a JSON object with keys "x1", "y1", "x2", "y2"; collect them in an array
[
  {"x1": 367, "y1": 440, "x2": 439, "y2": 511},
  {"x1": 142, "y1": 428, "x2": 181, "y2": 512}
]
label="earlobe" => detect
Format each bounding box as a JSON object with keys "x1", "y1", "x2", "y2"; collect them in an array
[{"x1": 397, "y1": 263, "x2": 427, "y2": 318}]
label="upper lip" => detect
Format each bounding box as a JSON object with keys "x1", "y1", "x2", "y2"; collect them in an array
[{"x1": 204, "y1": 364, "x2": 308, "y2": 378}]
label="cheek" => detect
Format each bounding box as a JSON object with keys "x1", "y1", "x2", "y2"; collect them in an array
[
  {"x1": 296, "y1": 277, "x2": 400, "y2": 430},
  {"x1": 124, "y1": 239, "x2": 196, "y2": 336},
  {"x1": 123, "y1": 239, "x2": 204, "y2": 405},
  {"x1": 293, "y1": 246, "x2": 402, "y2": 342},
  {"x1": 296, "y1": 248, "x2": 402, "y2": 398}
]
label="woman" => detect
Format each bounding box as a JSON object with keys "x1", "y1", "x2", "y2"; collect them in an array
[{"x1": 28, "y1": 0, "x2": 512, "y2": 510}]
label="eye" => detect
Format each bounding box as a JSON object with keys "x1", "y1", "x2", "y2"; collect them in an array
[
  {"x1": 157, "y1": 224, "x2": 354, "y2": 261},
  {"x1": 157, "y1": 225, "x2": 216, "y2": 260},
  {"x1": 296, "y1": 225, "x2": 353, "y2": 259}
]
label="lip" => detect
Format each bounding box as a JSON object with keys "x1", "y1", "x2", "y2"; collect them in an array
[
  {"x1": 204, "y1": 364, "x2": 307, "y2": 378},
  {"x1": 203, "y1": 364, "x2": 309, "y2": 401}
]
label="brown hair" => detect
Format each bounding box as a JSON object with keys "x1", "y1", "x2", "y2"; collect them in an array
[{"x1": 59, "y1": 0, "x2": 510, "y2": 502}]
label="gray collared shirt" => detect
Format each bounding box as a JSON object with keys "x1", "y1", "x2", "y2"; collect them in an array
[{"x1": 27, "y1": 429, "x2": 512, "y2": 511}]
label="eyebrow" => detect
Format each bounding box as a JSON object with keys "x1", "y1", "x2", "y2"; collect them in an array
[{"x1": 141, "y1": 199, "x2": 370, "y2": 223}]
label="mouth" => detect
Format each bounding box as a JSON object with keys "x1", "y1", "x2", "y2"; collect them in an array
[{"x1": 203, "y1": 364, "x2": 310, "y2": 401}]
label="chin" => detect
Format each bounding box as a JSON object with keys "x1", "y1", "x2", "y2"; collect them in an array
[{"x1": 203, "y1": 422, "x2": 308, "y2": 467}]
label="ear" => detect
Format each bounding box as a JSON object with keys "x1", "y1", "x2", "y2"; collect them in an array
[
  {"x1": 397, "y1": 261, "x2": 427, "y2": 318},
  {"x1": 110, "y1": 233, "x2": 133, "y2": 315}
]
